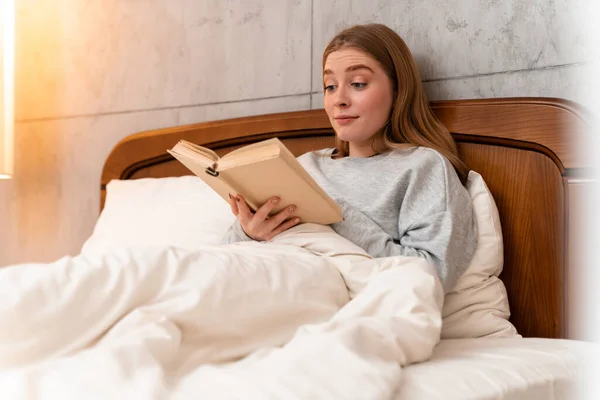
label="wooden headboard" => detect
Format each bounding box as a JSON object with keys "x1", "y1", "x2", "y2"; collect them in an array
[{"x1": 101, "y1": 97, "x2": 595, "y2": 339}]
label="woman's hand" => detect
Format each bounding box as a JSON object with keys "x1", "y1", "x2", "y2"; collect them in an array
[{"x1": 228, "y1": 194, "x2": 301, "y2": 241}]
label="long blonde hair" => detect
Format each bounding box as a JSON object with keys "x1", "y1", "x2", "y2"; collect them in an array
[{"x1": 323, "y1": 24, "x2": 469, "y2": 184}]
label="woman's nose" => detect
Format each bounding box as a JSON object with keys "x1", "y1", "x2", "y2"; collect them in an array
[{"x1": 333, "y1": 86, "x2": 350, "y2": 107}]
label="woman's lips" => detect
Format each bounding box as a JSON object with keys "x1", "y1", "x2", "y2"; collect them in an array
[{"x1": 335, "y1": 116, "x2": 358, "y2": 125}]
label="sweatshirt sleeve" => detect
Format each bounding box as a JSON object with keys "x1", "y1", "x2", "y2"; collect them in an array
[
  {"x1": 220, "y1": 219, "x2": 255, "y2": 244},
  {"x1": 331, "y1": 155, "x2": 477, "y2": 294}
]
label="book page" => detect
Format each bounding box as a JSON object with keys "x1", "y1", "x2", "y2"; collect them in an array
[
  {"x1": 219, "y1": 144, "x2": 281, "y2": 170},
  {"x1": 170, "y1": 140, "x2": 219, "y2": 167},
  {"x1": 223, "y1": 138, "x2": 281, "y2": 157},
  {"x1": 220, "y1": 138, "x2": 283, "y2": 167}
]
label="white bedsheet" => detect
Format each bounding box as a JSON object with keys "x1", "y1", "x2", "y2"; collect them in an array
[
  {"x1": 0, "y1": 223, "x2": 444, "y2": 400},
  {"x1": 396, "y1": 337, "x2": 600, "y2": 400}
]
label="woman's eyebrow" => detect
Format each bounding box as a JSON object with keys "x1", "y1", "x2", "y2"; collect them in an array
[{"x1": 323, "y1": 64, "x2": 374, "y2": 76}]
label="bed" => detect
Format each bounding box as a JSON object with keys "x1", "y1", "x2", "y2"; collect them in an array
[
  {"x1": 0, "y1": 98, "x2": 597, "y2": 399},
  {"x1": 99, "y1": 97, "x2": 597, "y2": 399},
  {"x1": 101, "y1": 96, "x2": 592, "y2": 340}
]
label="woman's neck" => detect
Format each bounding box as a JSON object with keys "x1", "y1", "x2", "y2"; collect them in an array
[{"x1": 348, "y1": 143, "x2": 377, "y2": 158}]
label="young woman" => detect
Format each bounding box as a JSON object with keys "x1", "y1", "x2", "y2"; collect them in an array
[{"x1": 222, "y1": 23, "x2": 477, "y2": 293}]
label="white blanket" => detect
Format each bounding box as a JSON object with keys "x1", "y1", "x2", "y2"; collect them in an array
[{"x1": 0, "y1": 224, "x2": 443, "y2": 399}]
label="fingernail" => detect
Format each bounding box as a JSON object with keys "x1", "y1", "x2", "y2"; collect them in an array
[
  {"x1": 235, "y1": 195, "x2": 241, "y2": 202},
  {"x1": 288, "y1": 206, "x2": 296, "y2": 213},
  {"x1": 271, "y1": 197, "x2": 280, "y2": 204},
  {"x1": 228, "y1": 194, "x2": 233, "y2": 200}
]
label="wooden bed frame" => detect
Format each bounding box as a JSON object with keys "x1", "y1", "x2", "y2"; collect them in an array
[{"x1": 101, "y1": 97, "x2": 596, "y2": 340}]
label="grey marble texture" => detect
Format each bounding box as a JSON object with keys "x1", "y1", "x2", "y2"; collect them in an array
[
  {"x1": 16, "y1": 0, "x2": 312, "y2": 121},
  {"x1": 422, "y1": 62, "x2": 593, "y2": 104},
  {"x1": 312, "y1": 0, "x2": 592, "y2": 93}
]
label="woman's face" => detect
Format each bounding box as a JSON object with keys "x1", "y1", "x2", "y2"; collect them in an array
[{"x1": 323, "y1": 47, "x2": 395, "y2": 157}]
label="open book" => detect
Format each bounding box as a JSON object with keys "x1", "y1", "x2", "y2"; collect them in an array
[{"x1": 167, "y1": 138, "x2": 343, "y2": 225}]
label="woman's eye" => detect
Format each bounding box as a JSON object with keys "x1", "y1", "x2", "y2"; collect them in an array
[
  {"x1": 351, "y1": 82, "x2": 367, "y2": 89},
  {"x1": 324, "y1": 85, "x2": 336, "y2": 92}
]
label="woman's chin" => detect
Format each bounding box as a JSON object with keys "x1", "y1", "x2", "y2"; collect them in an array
[
  {"x1": 336, "y1": 131, "x2": 370, "y2": 144},
  {"x1": 335, "y1": 128, "x2": 357, "y2": 142}
]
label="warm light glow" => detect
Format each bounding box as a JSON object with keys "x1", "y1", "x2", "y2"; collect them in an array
[{"x1": 0, "y1": 0, "x2": 15, "y2": 179}]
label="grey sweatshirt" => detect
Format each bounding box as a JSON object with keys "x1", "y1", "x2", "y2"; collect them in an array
[{"x1": 221, "y1": 146, "x2": 477, "y2": 293}]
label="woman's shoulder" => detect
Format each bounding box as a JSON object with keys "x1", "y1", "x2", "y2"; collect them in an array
[
  {"x1": 388, "y1": 146, "x2": 451, "y2": 169},
  {"x1": 387, "y1": 146, "x2": 461, "y2": 187},
  {"x1": 296, "y1": 148, "x2": 335, "y2": 170},
  {"x1": 296, "y1": 148, "x2": 334, "y2": 161}
]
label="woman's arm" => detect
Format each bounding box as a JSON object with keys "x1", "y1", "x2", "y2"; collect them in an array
[
  {"x1": 220, "y1": 218, "x2": 254, "y2": 244},
  {"x1": 332, "y1": 155, "x2": 478, "y2": 294}
]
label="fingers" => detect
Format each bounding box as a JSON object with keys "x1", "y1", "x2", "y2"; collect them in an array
[
  {"x1": 235, "y1": 194, "x2": 254, "y2": 223},
  {"x1": 254, "y1": 196, "x2": 281, "y2": 221},
  {"x1": 228, "y1": 194, "x2": 239, "y2": 216},
  {"x1": 231, "y1": 194, "x2": 300, "y2": 241},
  {"x1": 264, "y1": 204, "x2": 297, "y2": 232},
  {"x1": 269, "y1": 216, "x2": 301, "y2": 239}
]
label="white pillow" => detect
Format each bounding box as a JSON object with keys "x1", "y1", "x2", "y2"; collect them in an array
[
  {"x1": 440, "y1": 171, "x2": 520, "y2": 339},
  {"x1": 81, "y1": 176, "x2": 236, "y2": 255}
]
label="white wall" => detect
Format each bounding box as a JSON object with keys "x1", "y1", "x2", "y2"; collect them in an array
[{"x1": 0, "y1": 0, "x2": 594, "y2": 266}]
